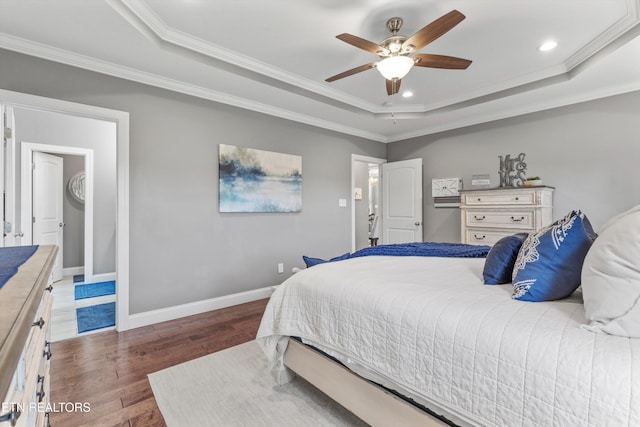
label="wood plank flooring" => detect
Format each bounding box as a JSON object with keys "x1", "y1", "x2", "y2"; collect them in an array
[{"x1": 50, "y1": 298, "x2": 269, "y2": 427}]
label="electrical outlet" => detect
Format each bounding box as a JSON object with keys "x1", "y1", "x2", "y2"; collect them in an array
[{"x1": 277, "y1": 263, "x2": 284, "y2": 274}]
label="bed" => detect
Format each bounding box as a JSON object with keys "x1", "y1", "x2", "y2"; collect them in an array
[{"x1": 256, "y1": 208, "x2": 640, "y2": 426}]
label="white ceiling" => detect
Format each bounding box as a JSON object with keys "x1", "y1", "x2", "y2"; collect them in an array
[{"x1": 2, "y1": 0, "x2": 640, "y2": 142}]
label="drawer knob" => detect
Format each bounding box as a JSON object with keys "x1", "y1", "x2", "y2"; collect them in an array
[
  {"x1": 515, "y1": 197, "x2": 520, "y2": 201},
  {"x1": 44, "y1": 341, "x2": 52, "y2": 360},
  {"x1": 474, "y1": 234, "x2": 486, "y2": 240},
  {"x1": 473, "y1": 215, "x2": 486, "y2": 221},
  {"x1": 32, "y1": 317, "x2": 45, "y2": 329},
  {"x1": 45, "y1": 285, "x2": 53, "y2": 292},
  {"x1": 0, "y1": 404, "x2": 21, "y2": 426},
  {"x1": 476, "y1": 197, "x2": 482, "y2": 201},
  {"x1": 36, "y1": 375, "x2": 46, "y2": 402},
  {"x1": 510, "y1": 216, "x2": 525, "y2": 222}
]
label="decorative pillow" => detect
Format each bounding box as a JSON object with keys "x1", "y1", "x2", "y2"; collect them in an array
[
  {"x1": 581, "y1": 205, "x2": 640, "y2": 337},
  {"x1": 302, "y1": 253, "x2": 350, "y2": 268},
  {"x1": 482, "y1": 233, "x2": 529, "y2": 284},
  {"x1": 511, "y1": 210, "x2": 597, "y2": 302}
]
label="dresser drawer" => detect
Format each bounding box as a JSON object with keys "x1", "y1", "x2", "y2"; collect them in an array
[
  {"x1": 465, "y1": 210, "x2": 535, "y2": 230},
  {"x1": 465, "y1": 229, "x2": 524, "y2": 246},
  {"x1": 463, "y1": 191, "x2": 536, "y2": 206}
]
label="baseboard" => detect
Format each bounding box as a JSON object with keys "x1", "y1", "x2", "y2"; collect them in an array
[
  {"x1": 63, "y1": 266, "x2": 84, "y2": 277},
  {"x1": 125, "y1": 286, "x2": 273, "y2": 330},
  {"x1": 91, "y1": 272, "x2": 116, "y2": 282}
]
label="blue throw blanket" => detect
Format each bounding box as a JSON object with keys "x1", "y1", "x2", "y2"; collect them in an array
[
  {"x1": 0, "y1": 245, "x2": 39, "y2": 288},
  {"x1": 304, "y1": 242, "x2": 490, "y2": 268},
  {"x1": 350, "y1": 242, "x2": 490, "y2": 259}
]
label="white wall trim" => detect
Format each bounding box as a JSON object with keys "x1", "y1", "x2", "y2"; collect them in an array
[
  {"x1": 21, "y1": 142, "x2": 95, "y2": 282},
  {"x1": 126, "y1": 287, "x2": 273, "y2": 330},
  {"x1": 92, "y1": 272, "x2": 117, "y2": 282},
  {"x1": 0, "y1": 89, "x2": 131, "y2": 331},
  {"x1": 351, "y1": 154, "x2": 386, "y2": 253},
  {"x1": 62, "y1": 266, "x2": 84, "y2": 277}
]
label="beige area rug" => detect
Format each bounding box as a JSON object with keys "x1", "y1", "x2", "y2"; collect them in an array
[{"x1": 148, "y1": 340, "x2": 367, "y2": 426}]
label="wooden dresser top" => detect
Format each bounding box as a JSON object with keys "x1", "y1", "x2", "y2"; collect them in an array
[{"x1": 0, "y1": 245, "x2": 57, "y2": 400}]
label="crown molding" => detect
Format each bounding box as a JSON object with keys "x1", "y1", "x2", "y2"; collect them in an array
[
  {"x1": 2, "y1": 0, "x2": 640, "y2": 143},
  {"x1": 386, "y1": 79, "x2": 640, "y2": 142},
  {"x1": 115, "y1": 0, "x2": 640, "y2": 117},
  {"x1": 0, "y1": 33, "x2": 388, "y2": 142},
  {"x1": 115, "y1": 0, "x2": 386, "y2": 114}
]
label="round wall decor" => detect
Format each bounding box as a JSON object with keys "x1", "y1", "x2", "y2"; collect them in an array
[{"x1": 67, "y1": 171, "x2": 85, "y2": 203}]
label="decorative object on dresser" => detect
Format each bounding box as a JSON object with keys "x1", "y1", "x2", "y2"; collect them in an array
[
  {"x1": 523, "y1": 176, "x2": 542, "y2": 186},
  {"x1": 459, "y1": 186, "x2": 554, "y2": 245},
  {"x1": 498, "y1": 152, "x2": 527, "y2": 187},
  {"x1": 0, "y1": 245, "x2": 57, "y2": 427}
]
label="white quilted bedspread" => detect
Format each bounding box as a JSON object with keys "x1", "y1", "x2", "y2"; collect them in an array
[{"x1": 257, "y1": 256, "x2": 640, "y2": 427}]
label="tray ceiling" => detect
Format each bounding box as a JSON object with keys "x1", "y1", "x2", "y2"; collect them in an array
[{"x1": 1, "y1": 0, "x2": 640, "y2": 142}]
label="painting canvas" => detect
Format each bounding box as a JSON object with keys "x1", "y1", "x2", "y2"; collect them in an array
[{"x1": 219, "y1": 144, "x2": 302, "y2": 212}]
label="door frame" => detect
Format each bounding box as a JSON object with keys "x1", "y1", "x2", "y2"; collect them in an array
[
  {"x1": 22, "y1": 143, "x2": 94, "y2": 282},
  {"x1": 0, "y1": 89, "x2": 131, "y2": 331},
  {"x1": 351, "y1": 154, "x2": 386, "y2": 252}
]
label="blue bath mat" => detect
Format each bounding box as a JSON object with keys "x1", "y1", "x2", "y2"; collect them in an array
[
  {"x1": 74, "y1": 280, "x2": 116, "y2": 300},
  {"x1": 76, "y1": 302, "x2": 115, "y2": 333}
]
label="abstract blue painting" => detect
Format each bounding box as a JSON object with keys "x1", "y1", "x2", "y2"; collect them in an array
[{"x1": 219, "y1": 144, "x2": 302, "y2": 212}]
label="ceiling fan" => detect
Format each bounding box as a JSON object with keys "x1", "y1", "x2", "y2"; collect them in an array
[{"x1": 326, "y1": 10, "x2": 472, "y2": 96}]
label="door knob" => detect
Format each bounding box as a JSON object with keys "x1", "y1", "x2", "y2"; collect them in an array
[
  {"x1": 59, "y1": 222, "x2": 66, "y2": 227},
  {"x1": 414, "y1": 222, "x2": 422, "y2": 226}
]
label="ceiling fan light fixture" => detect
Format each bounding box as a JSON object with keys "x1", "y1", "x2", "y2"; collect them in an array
[{"x1": 377, "y1": 56, "x2": 414, "y2": 80}]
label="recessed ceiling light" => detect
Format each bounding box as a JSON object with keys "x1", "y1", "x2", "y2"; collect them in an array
[
  {"x1": 402, "y1": 91, "x2": 414, "y2": 98},
  {"x1": 538, "y1": 40, "x2": 558, "y2": 52}
]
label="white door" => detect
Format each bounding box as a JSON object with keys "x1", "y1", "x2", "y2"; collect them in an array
[
  {"x1": 381, "y1": 158, "x2": 423, "y2": 244},
  {"x1": 33, "y1": 151, "x2": 64, "y2": 281}
]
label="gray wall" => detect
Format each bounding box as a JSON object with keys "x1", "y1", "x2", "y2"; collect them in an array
[
  {"x1": 13, "y1": 108, "x2": 116, "y2": 274},
  {"x1": 0, "y1": 49, "x2": 386, "y2": 314},
  {"x1": 61, "y1": 154, "x2": 85, "y2": 269},
  {"x1": 387, "y1": 91, "x2": 640, "y2": 242}
]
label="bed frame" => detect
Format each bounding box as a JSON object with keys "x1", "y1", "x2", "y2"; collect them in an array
[{"x1": 283, "y1": 337, "x2": 452, "y2": 427}]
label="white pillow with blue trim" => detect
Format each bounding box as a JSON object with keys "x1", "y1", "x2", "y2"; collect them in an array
[
  {"x1": 581, "y1": 205, "x2": 640, "y2": 337},
  {"x1": 511, "y1": 210, "x2": 597, "y2": 302}
]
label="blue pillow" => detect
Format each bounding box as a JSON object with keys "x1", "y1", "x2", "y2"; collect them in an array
[
  {"x1": 512, "y1": 210, "x2": 597, "y2": 302},
  {"x1": 482, "y1": 233, "x2": 529, "y2": 284},
  {"x1": 302, "y1": 253, "x2": 350, "y2": 268}
]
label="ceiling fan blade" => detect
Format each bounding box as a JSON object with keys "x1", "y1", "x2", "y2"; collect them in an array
[
  {"x1": 386, "y1": 79, "x2": 401, "y2": 96},
  {"x1": 413, "y1": 54, "x2": 472, "y2": 70},
  {"x1": 402, "y1": 10, "x2": 465, "y2": 52},
  {"x1": 326, "y1": 63, "x2": 377, "y2": 82},
  {"x1": 336, "y1": 33, "x2": 389, "y2": 55}
]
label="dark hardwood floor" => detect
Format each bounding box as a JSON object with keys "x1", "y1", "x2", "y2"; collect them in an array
[{"x1": 50, "y1": 298, "x2": 269, "y2": 427}]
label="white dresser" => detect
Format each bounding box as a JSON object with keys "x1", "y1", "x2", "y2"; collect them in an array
[
  {"x1": 0, "y1": 246, "x2": 57, "y2": 427},
  {"x1": 459, "y1": 187, "x2": 554, "y2": 245}
]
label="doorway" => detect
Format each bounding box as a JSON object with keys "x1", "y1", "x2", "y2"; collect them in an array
[
  {"x1": 22, "y1": 143, "x2": 94, "y2": 283},
  {"x1": 351, "y1": 155, "x2": 386, "y2": 252},
  {"x1": 0, "y1": 89, "x2": 131, "y2": 331}
]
